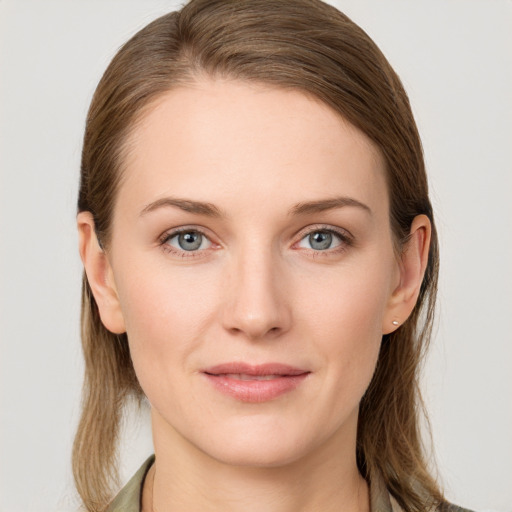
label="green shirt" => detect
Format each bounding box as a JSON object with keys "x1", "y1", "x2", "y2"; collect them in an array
[{"x1": 105, "y1": 455, "x2": 472, "y2": 512}]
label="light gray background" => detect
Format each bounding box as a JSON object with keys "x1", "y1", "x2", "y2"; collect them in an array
[{"x1": 1, "y1": 1, "x2": 511, "y2": 511}]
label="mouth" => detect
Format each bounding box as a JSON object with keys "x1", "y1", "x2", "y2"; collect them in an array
[
  {"x1": 216, "y1": 373, "x2": 288, "y2": 381},
  {"x1": 201, "y1": 362, "x2": 310, "y2": 402}
]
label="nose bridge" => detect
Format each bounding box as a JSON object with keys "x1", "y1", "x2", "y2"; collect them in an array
[{"x1": 222, "y1": 236, "x2": 290, "y2": 340}]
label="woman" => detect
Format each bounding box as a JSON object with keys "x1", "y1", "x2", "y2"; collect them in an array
[{"x1": 74, "y1": 1, "x2": 472, "y2": 511}]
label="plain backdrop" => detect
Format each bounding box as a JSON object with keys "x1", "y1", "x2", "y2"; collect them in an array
[{"x1": 0, "y1": 1, "x2": 511, "y2": 511}]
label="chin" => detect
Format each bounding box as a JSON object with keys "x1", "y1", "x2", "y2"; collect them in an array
[
  {"x1": 191, "y1": 416, "x2": 324, "y2": 469},
  {"x1": 204, "y1": 437, "x2": 307, "y2": 469}
]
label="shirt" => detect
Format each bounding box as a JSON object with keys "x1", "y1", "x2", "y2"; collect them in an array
[{"x1": 105, "y1": 455, "x2": 472, "y2": 512}]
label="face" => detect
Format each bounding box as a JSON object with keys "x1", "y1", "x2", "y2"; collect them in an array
[{"x1": 104, "y1": 79, "x2": 402, "y2": 467}]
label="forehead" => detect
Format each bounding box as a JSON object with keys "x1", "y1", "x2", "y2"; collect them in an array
[{"x1": 118, "y1": 79, "x2": 387, "y2": 217}]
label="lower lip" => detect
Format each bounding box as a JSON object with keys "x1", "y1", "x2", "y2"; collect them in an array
[{"x1": 203, "y1": 373, "x2": 309, "y2": 402}]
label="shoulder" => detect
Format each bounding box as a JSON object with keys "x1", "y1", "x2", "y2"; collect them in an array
[
  {"x1": 388, "y1": 493, "x2": 475, "y2": 512},
  {"x1": 106, "y1": 455, "x2": 155, "y2": 512},
  {"x1": 438, "y1": 503, "x2": 476, "y2": 512}
]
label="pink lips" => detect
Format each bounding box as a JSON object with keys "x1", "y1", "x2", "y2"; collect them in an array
[{"x1": 202, "y1": 362, "x2": 310, "y2": 402}]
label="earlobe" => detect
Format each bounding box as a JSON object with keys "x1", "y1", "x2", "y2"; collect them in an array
[
  {"x1": 382, "y1": 214, "x2": 431, "y2": 334},
  {"x1": 77, "y1": 212, "x2": 126, "y2": 334}
]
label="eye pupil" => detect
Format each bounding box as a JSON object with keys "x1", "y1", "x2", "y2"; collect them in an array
[
  {"x1": 309, "y1": 231, "x2": 332, "y2": 250},
  {"x1": 178, "y1": 231, "x2": 202, "y2": 251}
]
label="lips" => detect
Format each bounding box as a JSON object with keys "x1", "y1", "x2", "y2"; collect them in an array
[
  {"x1": 202, "y1": 363, "x2": 310, "y2": 402},
  {"x1": 204, "y1": 362, "x2": 308, "y2": 377},
  {"x1": 221, "y1": 373, "x2": 283, "y2": 381}
]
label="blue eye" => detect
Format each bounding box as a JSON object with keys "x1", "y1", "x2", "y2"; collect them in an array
[
  {"x1": 166, "y1": 230, "x2": 211, "y2": 252},
  {"x1": 298, "y1": 230, "x2": 343, "y2": 251}
]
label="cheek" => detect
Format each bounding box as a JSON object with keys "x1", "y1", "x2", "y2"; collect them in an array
[
  {"x1": 112, "y1": 261, "x2": 219, "y2": 383},
  {"x1": 299, "y1": 256, "x2": 394, "y2": 341},
  {"x1": 297, "y1": 255, "x2": 394, "y2": 401}
]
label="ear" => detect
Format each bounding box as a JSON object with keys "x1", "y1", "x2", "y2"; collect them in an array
[
  {"x1": 382, "y1": 214, "x2": 431, "y2": 334},
  {"x1": 77, "y1": 212, "x2": 126, "y2": 334}
]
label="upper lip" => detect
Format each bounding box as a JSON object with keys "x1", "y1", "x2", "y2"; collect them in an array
[{"x1": 203, "y1": 362, "x2": 309, "y2": 376}]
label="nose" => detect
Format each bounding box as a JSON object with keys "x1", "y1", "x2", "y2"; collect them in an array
[{"x1": 221, "y1": 245, "x2": 292, "y2": 341}]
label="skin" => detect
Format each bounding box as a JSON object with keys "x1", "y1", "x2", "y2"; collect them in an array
[{"x1": 78, "y1": 79, "x2": 431, "y2": 512}]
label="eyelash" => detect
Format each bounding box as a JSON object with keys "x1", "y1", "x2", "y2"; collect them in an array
[
  {"x1": 158, "y1": 224, "x2": 354, "y2": 259},
  {"x1": 159, "y1": 227, "x2": 213, "y2": 258},
  {"x1": 294, "y1": 224, "x2": 353, "y2": 256}
]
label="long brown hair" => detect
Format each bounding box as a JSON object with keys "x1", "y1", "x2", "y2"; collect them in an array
[{"x1": 75, "y1": 1, "x2": 442, "y2": 510}]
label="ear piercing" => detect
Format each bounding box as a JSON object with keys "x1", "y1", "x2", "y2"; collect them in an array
[{"x1": 392, "y1": 320, "x2": 399, "y2": 326}]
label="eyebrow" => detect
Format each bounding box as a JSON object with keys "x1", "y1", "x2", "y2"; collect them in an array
[
  {"x1": 140, "y1": 197, "x2": 223, "y2": 217},
  {"x1": 139, "y1": 195, "x2": 371, "y2": 218},
  {"x1": 289, "y1": 196, "x2": 372, "y2": 216}
]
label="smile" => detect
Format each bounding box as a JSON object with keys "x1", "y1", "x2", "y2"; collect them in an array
[
  {"x1": 221, "y1": 374, "x2": 283, "y2": 381},
  {"x1": 202, "y1": 363, "x2": 310, "y2": 402}
]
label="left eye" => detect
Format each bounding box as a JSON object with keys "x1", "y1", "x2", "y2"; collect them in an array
[
  {"x1": 166, "y1": 230, "x2": 212, "y2": 251},
  {"x1": 297, "y1": 230, "x2": 342, "y2": 251}
]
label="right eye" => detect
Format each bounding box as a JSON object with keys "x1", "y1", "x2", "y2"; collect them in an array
[{"x1": 161, "y1": 229, "x2": 213, "y2": 254}]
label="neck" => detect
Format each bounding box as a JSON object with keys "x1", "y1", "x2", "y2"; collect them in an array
[
  {"x1": 142, "y1": 414, "x2": 370, "y2": 512},
  {"x1": 143, "y1": 410, "x2": 370, "y2": 512}
]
